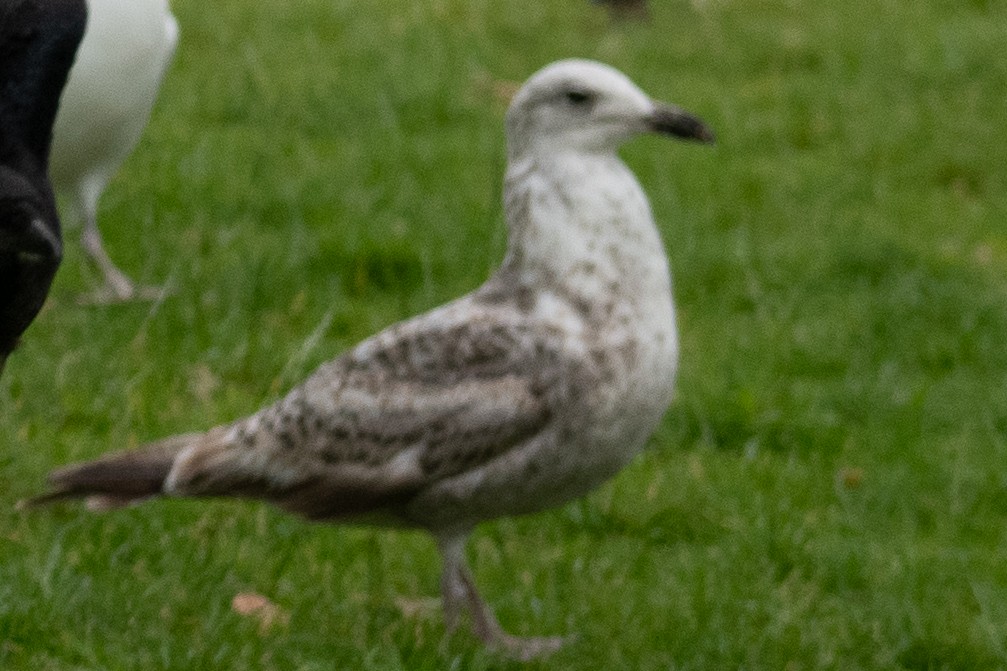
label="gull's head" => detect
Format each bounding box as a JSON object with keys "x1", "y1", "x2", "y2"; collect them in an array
[{"x1": 506, "y1": 59, "x2": 714, "y2": 159}]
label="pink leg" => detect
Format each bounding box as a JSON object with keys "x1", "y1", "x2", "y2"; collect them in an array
[{"x1": 436, "y1": 533, "x2": 568, "y2": 661}]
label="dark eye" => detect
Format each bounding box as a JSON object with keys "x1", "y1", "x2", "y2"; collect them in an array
[{"x1": 564, "y1": 90, "x2": 594, "y2": 106}]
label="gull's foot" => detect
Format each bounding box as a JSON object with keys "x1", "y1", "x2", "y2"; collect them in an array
[
  {"x1": 78, "y1": 280, "x2": 173, "y2": 305},
  {"x1": 489, "y1": 632, "x2": 571, "y2": 661},
  {"x1": 437, "y1": 534, "x2": 575, "y2": 661},
  {"x1": 442, "y1": 622, "x2": 573, "y2": 661}
]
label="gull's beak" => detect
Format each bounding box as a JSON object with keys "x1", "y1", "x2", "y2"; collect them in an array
[{"x1": 647, "y1": 103, "x2": 715, "y2": 143}]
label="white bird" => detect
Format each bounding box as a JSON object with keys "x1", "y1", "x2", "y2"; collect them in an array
[
  {"x1": 49, "y1": 0, "x2": 178, "y2": 302},
  {"x1": 27, "y1": 59, "x2": 714, "y2": 658}
]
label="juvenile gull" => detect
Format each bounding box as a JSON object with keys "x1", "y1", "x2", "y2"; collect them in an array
[{"x1": 27, "y1": 59, "x2": 714, "y2": 658}]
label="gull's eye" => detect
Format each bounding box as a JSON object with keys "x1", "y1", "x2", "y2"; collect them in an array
[{"x1": 564, "y1": 90, "x2": 594, "y2": 106}]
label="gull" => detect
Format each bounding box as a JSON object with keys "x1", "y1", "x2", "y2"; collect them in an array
[
  {"x1": 49, "y1": 0, "x2": 178, "y2": 302},
  {"x1": 0, "y1": 0, "x2": 87, "y2": 376},
  {"x1": 26, "y1": 59, "x2": 714, "y2": 658}
]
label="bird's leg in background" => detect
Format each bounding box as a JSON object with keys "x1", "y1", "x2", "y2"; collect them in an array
[
  {"x1": 76, "y1": 193, "x2": 168, "y2": 303},
  {"x1": 80, "y1": 209, "x2": 140, "y2": 301}
]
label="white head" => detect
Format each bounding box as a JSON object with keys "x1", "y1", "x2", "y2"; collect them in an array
[{"x1": 505, "y1": 59, "x2": 714, "y2": 160}]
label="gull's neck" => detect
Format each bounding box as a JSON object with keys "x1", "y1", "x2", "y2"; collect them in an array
[{"x1": 498, "y1": 147, "x2": 672, "y2": 312}]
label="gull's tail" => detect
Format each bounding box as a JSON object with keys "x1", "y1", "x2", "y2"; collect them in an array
[{"x1": 19, "y1": 432, "x2": 201, "y2": 510}]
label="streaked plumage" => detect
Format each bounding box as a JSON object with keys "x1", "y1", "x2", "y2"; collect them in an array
[{"x1": 28, "y1": 59, "x2": 714, "y2": 658}]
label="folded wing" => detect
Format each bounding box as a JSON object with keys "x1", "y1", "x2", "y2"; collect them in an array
[{"x1": 166, "y1": 299, "x2": 575, "y2": 521}]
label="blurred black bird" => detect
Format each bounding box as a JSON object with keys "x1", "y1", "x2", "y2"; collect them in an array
[
  {"x1": 594, "y1": 0, "x2": 649, "y2": 20},
  {"x1": 0, "y1": 0, "x2": 87, "y2": 376}
]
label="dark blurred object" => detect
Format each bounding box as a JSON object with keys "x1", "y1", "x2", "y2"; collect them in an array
[
  {"x1": 595, "y1": 0, "x2": 650, "y2": 20},
  {"x1": 0, "y1": 0, "x2": 87, "y2": 376}
]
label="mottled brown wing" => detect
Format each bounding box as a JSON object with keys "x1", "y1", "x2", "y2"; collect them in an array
[{"x1": 167, "y1": 299, "x2": 576, "y2": 520}]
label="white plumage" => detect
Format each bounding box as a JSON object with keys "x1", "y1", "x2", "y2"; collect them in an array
[{"x1": 49, "y1": 0, "x2": 178, "y2": 301}]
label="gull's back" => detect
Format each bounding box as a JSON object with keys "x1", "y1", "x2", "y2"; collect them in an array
[{"x1": 49, "y1": 0, "x2": 178, "y2": 209}]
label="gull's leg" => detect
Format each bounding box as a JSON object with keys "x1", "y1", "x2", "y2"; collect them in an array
[
  {"x1": 436, "y1": 532, "x2": 568, "y2": 661},
  {"x1": 81, "y1": 217, "x2": 136, "y2": 301},
  {"x1": 76, "y1": 184, "x2": 165, "y2": 303},
  {"x1": 438, "y1": 533, "x2": 469, "y2": 635}
]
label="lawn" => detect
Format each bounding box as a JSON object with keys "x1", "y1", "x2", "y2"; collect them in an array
[{"x1": 3, "y1": 0, "x2": 1007, "y2": 668}]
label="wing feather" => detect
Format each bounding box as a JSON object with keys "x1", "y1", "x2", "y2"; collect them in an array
[{"x1": 167, "y1": 296, "x2": 585, "y2": 519}]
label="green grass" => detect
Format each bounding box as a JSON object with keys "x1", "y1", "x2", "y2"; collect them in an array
[{"x1": 3, "y1": 0, "x2": 1007, "y2": 668}]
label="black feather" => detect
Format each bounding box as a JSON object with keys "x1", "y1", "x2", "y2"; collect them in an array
[{"x1": 0, "y1": 0, "x2": 87, "y2": 373}]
